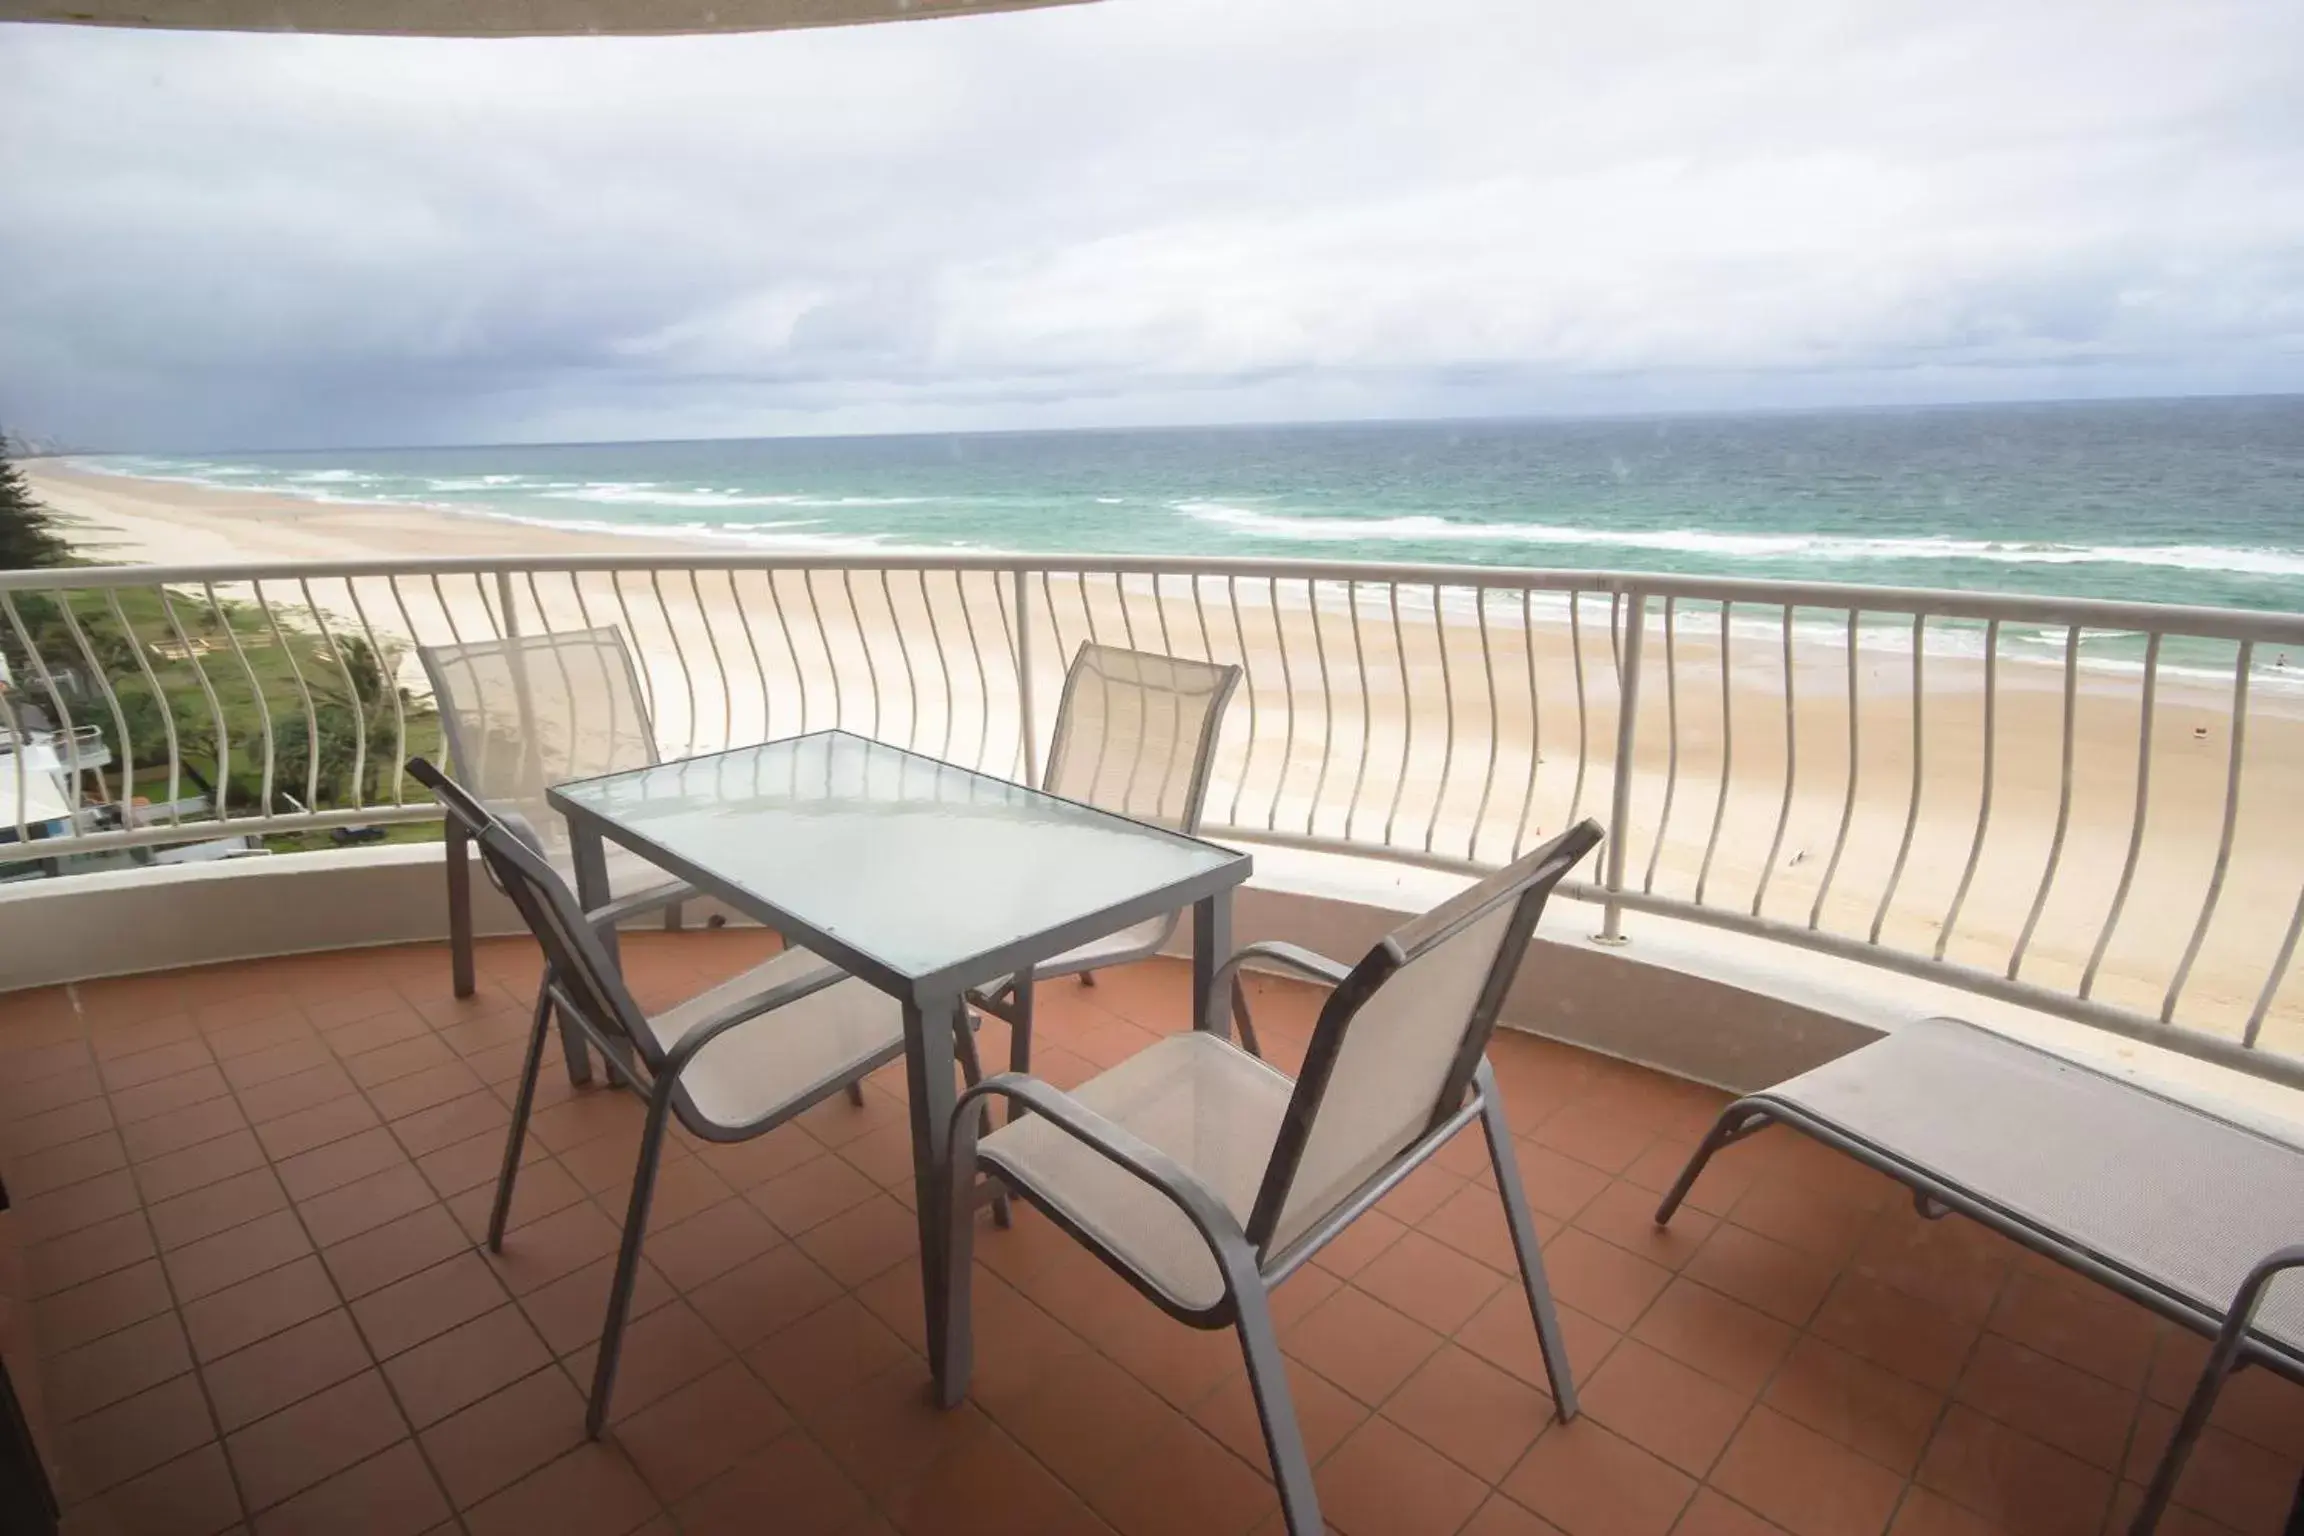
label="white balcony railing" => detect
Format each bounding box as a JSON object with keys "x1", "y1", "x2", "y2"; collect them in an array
[{"x1": 4, "y1": 553, "x2": 2300, "y2": 1085}]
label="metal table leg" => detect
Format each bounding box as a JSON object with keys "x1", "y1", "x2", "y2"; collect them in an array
[
  {"x1": 1193, "y1": 886, "x2": 1233, "y2": 1037},
  {"x1": 563, "y1": 825, "x2": 614, "y2": 1086},
  {"x1": 902, "y1": 992, "x2": 963, "y2": 1399}
]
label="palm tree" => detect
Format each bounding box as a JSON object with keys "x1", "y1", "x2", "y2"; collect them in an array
[{"x1": 0, "y1": 433, "x2": 70, "y2": 571}]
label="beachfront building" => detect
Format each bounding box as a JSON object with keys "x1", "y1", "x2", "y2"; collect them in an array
[{"x1": 2, "y1": 9, "x2": 2302, "y2": 1536}]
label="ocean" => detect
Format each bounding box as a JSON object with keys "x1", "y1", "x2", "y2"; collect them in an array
[{"x1": 80, "y1": 395, "x2": 2304, "y2": 617}]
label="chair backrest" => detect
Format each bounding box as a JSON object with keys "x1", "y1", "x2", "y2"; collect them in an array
[
  {"x1": 415, "y1": 626, "x2": 658, "y2": 825},
  {"x1": 406, "y1": 755, "x2": 661, "y2": 1075},
  {"x1": 1040, "y1": 643, "x2": 1242, "y2": 833},
  {"x1": 1248, "y1": 819, "x2": 1605, "y2": 1257}
]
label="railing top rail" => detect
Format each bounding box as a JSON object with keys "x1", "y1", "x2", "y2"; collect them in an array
[{"x1": 6, "y1": 551, "x2": 2302, "y2": 643}]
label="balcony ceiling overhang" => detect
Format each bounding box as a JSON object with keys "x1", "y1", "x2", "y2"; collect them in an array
[{"x1": 0, "y1": 0, "x2": 1091, "y2": 37}]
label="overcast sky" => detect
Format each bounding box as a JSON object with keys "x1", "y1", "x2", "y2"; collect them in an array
[{"x1": 3, "y1": 0, "x2": 2302, "y2": 450}]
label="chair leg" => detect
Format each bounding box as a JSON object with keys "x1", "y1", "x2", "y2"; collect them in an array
[
  {"x1": 487, "y1": 978, "x2": 556, "y2": 1252},
  {"x1": 953, "y1": 1012, "x2": 1010, "y2": 1229},
  {"x1": 585, "y1": 1087, "x2": 675, "y2": 1439},
  {"x1": 844, "y1": 1081, "x2": 868, "y2": 1107},
  {"x1": 2131, "y1": 1245, "x2": 2304, "y2": 1535},
  {"x1": 936, "y1": 1085, "x2": 988, "y2": 1408},
  {"x1": 1230, "y1": 978, "x2": 1261, "y2": 1059},
  {"x1": 446, "y1": 816, "x2": 476, "y2": 998},
  {"x1": 1077, "y1": 970, "x2": 1096, "y2": 987},
  {"x1": 1235, "y1": 1282, "x2": 1324, "y2": 1534},
  {"x1": 1479, "y1": 1064, "x2": 1579, "y2": 1416},
  {"x1": 1654, "y1": 1103, "x2": 1772, "y2": 1226}
]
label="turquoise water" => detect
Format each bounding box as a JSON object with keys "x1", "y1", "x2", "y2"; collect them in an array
[{"x1": 84, "y1": 396, "x2": 2304, "y2": 615}]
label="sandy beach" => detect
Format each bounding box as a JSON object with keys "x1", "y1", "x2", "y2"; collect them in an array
[{"x1": 19, "y1": 460, "x2": 2304, "y2": 1054}]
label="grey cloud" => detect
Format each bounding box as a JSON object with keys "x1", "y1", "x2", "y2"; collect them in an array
[{"x1": 3, "y1": 0, "x2": 2302, "y2": 449}]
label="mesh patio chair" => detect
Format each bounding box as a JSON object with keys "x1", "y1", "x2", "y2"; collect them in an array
[
  {"x1": 408, "y1": 756, "x2": 995, "y2": 1435},
  {"x1": 417, "y1": 625, "x2": 693, "y2": 1003},
  {"x1": 939, "y1": 820, "x2": 1605, "y2": 1535},
  {"x1": 970, "y1": 642, "x2": 1244, "y2": 1061}
]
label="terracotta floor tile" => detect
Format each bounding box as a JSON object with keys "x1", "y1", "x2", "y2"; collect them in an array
[
  {"x1": 321, "y1": 1203, "x2": 473, "y2": 1300},
  {"x1": 688, "y1": 1241, "x2": 845, "y2": 1351},
  {"x1": 448, "y1": 1151, "x2": 588, "y2": 1242},
  {"x1": 1848, "y1": 1215, "x2": 2014, "y2": 1326},
  {"x1": 1537, "y1": 1226, "x2": 1672, "y2": 1332},
  {"x1": 1883, "y1": 1487, "x2": 2000, "y2": 1536},
  {"x1": 1568, "y1": 1179, "x2": 1718, "y2": 1274},
  {"x1": 807, "y1": 1360, "x2": 994, "y2": 1496},
  {"x1": 613, "y1": 1358, "x2": 789, "y2": 1501},
  {"x1": 296, "y1": 1162, "x2": 438, "y2": 1248},
  {"x1": 2124, "y1": 1400, "x2": 2300, "y2": 1535},
  {"x1": 674, "y1": 1432, "x2": 872, "y2": 1536},
  {"x1": 1457, "y1": 1493, "x2": 1570, "y2": 1536},
  {"x1": 415, "y1": 1124, "x2": 538, "y2": 1200},
  {"x1": 687, "y1": 1121, "x2": 822, "y2": 1191},
  {"x1": 1708, "y1": 1406, "x2": 1904, "y2": 1536},
  {"x1": 516, "y1": 1251, "x2": 678, "y2": 1356},
  {"x1": 131, "y1": 1127, "x2": 266, "y2": 1204},
  {"x1": 46, "y1": 1312, "x2": 194, "y2": 1422},
  {"x1": 1982, "y1": 1269, "x2": 2156, "y2": 1395},
  {"x1": 58, "y1": 1373, "x2": 216, "y2": 1500},
  {"x1": 1317, "y1": 1414, "x2": 1489, "y2": 1536},
  {"x1": 1952, "y1": 1332, "x2": 2133, "y2": 1472},
  {"x1": 884, "y1": 1412, "x2": 1094, "y2": 1536},
  {"x1": 62, "y1": 1442, "x2": 243, "y2": 1536},
  {"x1": 1529, "y1": 1100, "x2": 1657, "y2": 1177},
  {"x1": 320, "y1": 1005, "x2": 434, "y2": 1060},
  {"x1": 162, "y1": 1206, "x2": 313, "y2": 1301},
  {"x1": 1304, "y1": 1207, "x2": 1409, "y2": 1280},
  {"x1": 1580, "y1": 1338, "x2": 1751, "y2": 1477},
  {"x1": 1417, "y1": 1179, "x2": 1542, "y2": 1275},
  {"x1": 147, "y1": 1166, "x2": 289, "y2": 1250},
  {"x1": 107, "y1": 1063, "x2": 234, "y2": 1129},
  {"x1": 1379, "y1": 1343, "x2": 1552, "y2": 1481},
  {"x1": 565, "y1": 1300, "x2": 735, "y2": 1425},
  {"x1": 204, "y1": 1011, "x2": 316, "y2": 1063},
  {"x1": 1284, "y1": 1285, "x2": 1443, "y2": 1407},
  {"x1": 233, "y1": 1061, "x2": 357, "y2": 1125},
  {"x1": 418, "y1": 1365, "x2": 589, "y2": 1508},
  {"x1": 182, "y1": 1254, "x2": 342, "y2": 1362},
  {"x1": 1353, "y1": 1229, "x2": 1507, "y2": 1335},
  {"x1": 102, "y1": 1038, "x2": 216, "y2": 1093},
  {"x1": 369, "y1": 1060, "x2": 490, "y2": 1124},
  {"x1": 11, "y1": 1166, "x2": 141, "y2": 1245},
  {"x1": 478, "y1": 1194, "x2": 620, "y2": 1295},
  {"x1": 1079, "y1": 1414, "x2": 1277, "y2": 1536},
  {"x1": 15, "y1": 1129, "x2": 129, "y2": 1198},
  {"x1": 37, "y1": 1259, "x2": 177, "y2": 1355},
  {"x1": 203, "y1": 1308, "x2": 376, "y2": 1433},
  {"x1": 746, "y1": 1295, "x2": 921, "y2": 1422},
  {"x1": 224, "y1": 1371, "x2": 407, "y2": 1513},
  {"x1": 1455, "y1": 1285, "x2": 1616, "y2": 1400},
  {"x1": 389, "y1": 1088, "x2": 510, "y2": 1159},
  {"x1": 28, "y1": 1209, "x2": 157, "y2": 1297},
  {"x1": 748, "y1": 1152, "x2": 882, "y2": 1236},
  {"x1": 1501, "y1": 1418, "x2": 1694, "y2": 1536},
  {"x1": 1808, "y1": 1274, "x2": 1981, "y2": 1395},
  {"x1": 797, "y1": 1192, "x2": 923, "y2": 1287},
  {"x1": 1726, "y1": 1180, "x2": 1880, "y2": 1267},
  {"x1": 989, "y1": 1345, "x2": 1186, "y2": 1488},
  {"x1": 8, "y1": 1095, "x2": 118, "y2": 1157},
  {"x1": 251, "y1": 1440, "x2": 451, "y2": 1536},
  {"x1": 1194, "y1": 1354, "x2": 1369, "y2": 1480},
  {"x1": 352, "y1": 1250, "x2": 511, "y2": 1359},
  {"x1": 255, "y1": 1091, "x2": 384, "y2": 1162},
  {"x1": 1760, "y1": 1336, "x2": 1942, "y2": 1477},
  {"x1": 1684, "y1": 1224, "x2": 1838, "y2": 1329},
  {"x1": 218, "y1": 1040, "x2": 333, "y2": 1098},
  {"x1": 304, "y1": 986, "x2": 405, "y2": 1033},
  {"x1": 1915, "y1": 1403, "x2": 2111, "y2": 1536},
  {"x1": 344, "y1": 1032, "x2": 457, "y2": 1089},
  {"x1": 274, "y1": 1125, "x2": 409, "y2": 1202},
  {"x1": 646, "y1": 1195, "x2": 782, "y2": 1292},
  {"x1": 383, "y1": 1303, "x2": 553, "y2": 1428},
  {"x1": 463, "y1": 1442, "x2": 664, "y2": 1536},
  {"x1": 528, "y1": 1089, "x2": 650, "y2": 1156}
]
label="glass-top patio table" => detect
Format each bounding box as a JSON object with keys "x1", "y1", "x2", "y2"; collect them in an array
[{"x1": 546, "y1": 729, "x2": 1252, "y2": 1387}]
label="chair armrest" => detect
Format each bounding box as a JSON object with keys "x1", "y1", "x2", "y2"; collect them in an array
[
  {"x1": 1210, "y1": 940, "x2": 1351, "y2": 1000},
  {"x1": 586, "y1": 878, "x2": 698, "y2": 936},
  {"x1": 656, "y1": 959, "x2": 854, "y2": 1077},
  {"x1": 953, "y1": 1073, "x2": 1252, "y2": 1256}
]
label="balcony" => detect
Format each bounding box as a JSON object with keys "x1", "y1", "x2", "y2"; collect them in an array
[
  {"x1": 3, "y1": 552, "x2": 2302, "y2": 1536},
  {"x1": 4, "y1": 933, "x2": 2297, "y2": 1536}
]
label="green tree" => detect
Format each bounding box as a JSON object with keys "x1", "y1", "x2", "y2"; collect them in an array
[{"x1": 0, "y1": 432, "x2": 71, "y2": 571}]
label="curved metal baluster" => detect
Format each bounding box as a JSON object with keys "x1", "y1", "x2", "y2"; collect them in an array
[
  {"x1": 562, "y1": 569, "x2": 629, "y2": 763},
  {"x1": 1260, "y1": 577, "x2": 1293, "y2": 834},
  {"x1": 1422, "y1": 584, "x2": 1458, "y2": 855},
  {"x1": 524, "y1": 572, "x2": 583, "y2": 778},
  {"x1": 2080, "y1": 633, "x2": 2161, "y2": 998},
  {"x1": 2163, "y1": 643, "x2": 2252, "y2": 1022},
  {"x1": 1754, "y1": 603, "x2": 1799, "y2": 915},
  {"x1": 1695, "y1": 602, "x2": 1734, "y2": 905},
  {"x1": 341, "y1": 580, "x2": 406, "y2": 807},
  {"x1": 1073, "y1": 568, "x2": 1100, "y2": 649},
  {"x1": 0, "y1": 652, "x2": 27, "y2": 841},
  {"x1": 799, "y1": 571, "x2": 843, "y2": 734},
  {"x1": 727, "y1": 569, "x2": 771, "y2": 746},
  {"x1": 607, "y1": 571, "x2": 658, "y2": 723},
  {"x1": 2007, "y1": 624, "x2": 2080, "y2": 976},
  {"x1": 55, "y1": 591, "x2": 134, "y2": 812},
  {"x1": 1306, "y1": 578, "x2": 1335, "y2": 837},
  {"x1": 1380, "y1": 581, "x2": 1413, "y2": 848},
  {"x1": 648, "y1": 572, "x2": 699, "y2": 758},
  {"x1": 1188, "y1": 571, "x2": 1215, "y2": 663},
  {"x1": 1343, "y1": 580, "x2": 1373, "y2": 843},
  {"x1": 1936, "y1": 620, "x2": 2001, "y2": 960},
  {"x1": 1811, "y1": 611, "x2": 1862, "y2": 931},
  {"x1": 1640, "y1": 597, "x2": 1680, "y2": 895},
  {"x1": 917, "y1": 570, "x2": 956, "y2": 762},
  {"x1": 1113, "y1": 570, "x2": 1139, "y2": 653},
  {"x1": 880, "y1": 570, "x2": 920, "y2": 750},
  {"x1": 1223, "y1": 575, "x2": 1257, "y2": 827},
  {"x1": 1110, "y1": 572, "x2": 1156, "y2": 815},
  {"x1": 161, "y1": 586, "x2": 234, "y2": 820},
  {"x1": 2248, "y1": 883, "x2": 2304, "y2": 1049},
  {"x1": 253, "y1": 582, "x2": 322, "y2": 813},
  {"x1": 208, "y1": 582, "x2": 275, "y2": 816},
  {"x1": 1512, "y1": 590, "x2": 1542, "y2": 857},
  {"x1": 763, "y1": 571, "x2": 807, "y2": 734},
  {"x1": 1467, "y1": 588, "x2": 1500, "y2": 861},
  {"x1": 425, "y1": 572, "x2": 484, "y2": 786},
  {"x1": 1868, "y1": 614, "x2": 1928, "y2": 946},
  {"x1": 954, "y1": 571, "x2": 993, "y2": 772},
  {"x1": 1150, "y1": 570, "x2": 1174, "y2": 657},
  {"x1": 108, "y1": 588, "x2": 181, "y2": 822},
  {"x1": 1567, "y1": 590, "x2": 1590, "y2": 825},
  {"x1": 0, "y1": 592, "x2": 84, "y2": 813},
  {"x1": 302, "y1": 579, "x2": 366, "y2": 809},
  {"x1": 385, "y1": 577, "x2": 444, "y2": 767},
  {"x1": 999, "y1": 570, "x2": 1030, "y2": 778},
  {"x1": 685, "y1": 570, "x2": 732, "y2": 754}
]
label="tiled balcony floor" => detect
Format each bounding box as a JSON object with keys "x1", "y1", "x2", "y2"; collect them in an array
[{"x1": 3, "y1": 932, "x2": 2300, "y2": 1536}]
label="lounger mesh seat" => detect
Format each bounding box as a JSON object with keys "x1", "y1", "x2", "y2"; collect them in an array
[{"x1": 1747, "y1": 1017, "x2": 2303, "y2": 1357}]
